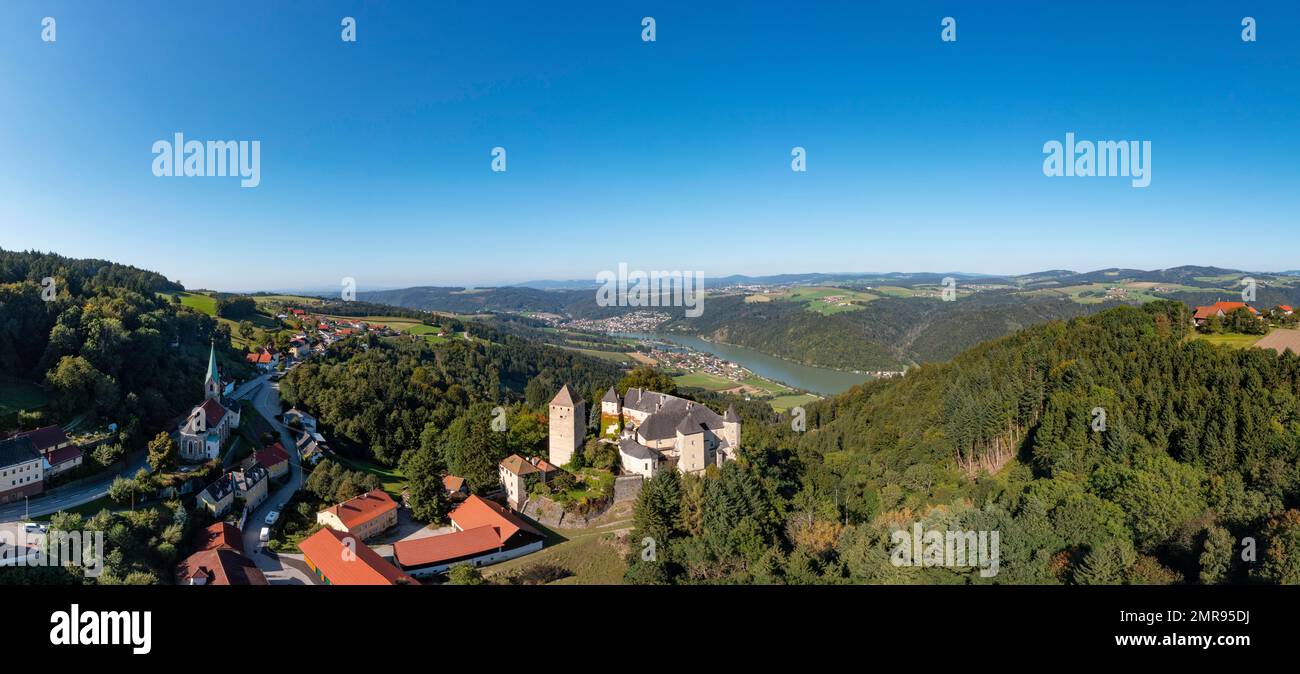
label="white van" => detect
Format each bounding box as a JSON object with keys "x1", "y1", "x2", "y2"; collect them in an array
[{"x1": 259, "y1": 527, "x2": 270, "y2": 543}]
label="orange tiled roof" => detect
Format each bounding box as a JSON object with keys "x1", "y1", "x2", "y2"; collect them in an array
[
  {"x1": 393, "y1": 525, "x2": 502, "y2": 568},
  {"x1": 450, "y1": 495, "x2": 541, "y2": 544},
  {"x1": 297, "y1": 528, "x2": 414, "y2": 585},
  {"x1": 322, "y1": 489, "x2": 397, "y2": 530}
]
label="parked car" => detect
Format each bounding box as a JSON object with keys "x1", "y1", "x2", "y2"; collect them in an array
[
  {"x1": 259, "y1": 527, "x2": 271, "y2": 543},
  {"x1": 22, "y1": 523, "x2": 46, "y2": 534},
  {"x1": 264, "y1": 510, "x2": 280, "y2": 526}
]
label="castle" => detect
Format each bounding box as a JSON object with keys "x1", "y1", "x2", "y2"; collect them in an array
[
  {"x1": 547, "y1": 384, "x2": 740, "y2": 479},
  {"x1": 177, "y1": 343, "x2": 241, "y2": 462}
]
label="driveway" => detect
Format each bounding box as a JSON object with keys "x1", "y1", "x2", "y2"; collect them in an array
[{"x1": 237, "y1": 379, "x2": 315, "y2": 585}]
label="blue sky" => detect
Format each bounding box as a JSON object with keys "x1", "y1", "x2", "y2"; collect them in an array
[{"x1": 1, "y1": 1, "x2": 1296, "y2": 292}]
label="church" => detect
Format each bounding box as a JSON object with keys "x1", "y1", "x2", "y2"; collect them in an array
[
  {"x1": 546, "y1": 384, "x2": 740, "y2": 479},
  {"x1": 177, "y1": 344, "x2": 242, "y2": 462}
]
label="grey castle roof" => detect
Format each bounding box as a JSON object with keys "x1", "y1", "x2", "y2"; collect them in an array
[
  {"x1": 724, "y1": 405, "x2": 739, "y2": 422},
  {"x1": 618, "y1": 437, "x2": 657, "y2": 461},
  {"x1": 634, "y1": 395, "x2": 724, "y2": 441},
  {"x1": 602, "y1": 387, "x2": 620, "y2": 404},
  {"x1": 550, "y1": 384, "x2": 579, "y2": 407},
  {"x1": 0, "y1": 435, "x2": 40, "y2": 469},
  {"x1": 675, "y1": 405, "x2": 720, "y2": 436}
]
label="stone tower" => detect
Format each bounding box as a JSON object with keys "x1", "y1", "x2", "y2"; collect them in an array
[
  {"x1": 204, "y1": 342, "x2": 221, "y2": 401},
  {"x1": 548, "y1": 384, "x2": 586, "y2": 467},
  {"x1": 723, "y1": 404, "x2": 741, "y2": 449}
]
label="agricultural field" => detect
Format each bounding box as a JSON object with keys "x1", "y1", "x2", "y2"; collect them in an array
[
  {"x1": 769, "y1": 393, "x2": 820, "y2": 413},
  {"x1": 1253, "y1": 328, "x2": 1300, "y2": 355},
  {"x1": 673, "y1": 371, "x2": 736, "y2": 391},
  {"x1": 1190, "y1": 332, "x2": 1265, "y2": 349},
  {"x1": 778, "y1": 286, "x2": 879, "y2": 314}
]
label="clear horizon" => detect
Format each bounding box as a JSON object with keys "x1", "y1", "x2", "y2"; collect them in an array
[{"x1": 2, "y1": 2, "x2": 1297, "y2": 292}]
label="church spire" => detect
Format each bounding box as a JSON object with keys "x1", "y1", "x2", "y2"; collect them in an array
[{"x1": 204, "y1": 342, "x2": 221, "y2": 400}]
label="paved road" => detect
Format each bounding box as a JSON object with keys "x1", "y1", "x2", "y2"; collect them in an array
[
  {"x1": 0, "y1": 372, "x2": 274, "y2": 524},
  {"x1": 239, "y1": 379, "x2": 315, "y2": 585}
]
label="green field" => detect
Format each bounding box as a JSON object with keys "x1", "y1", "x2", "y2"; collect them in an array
[
  {"x1": 331, "y1": 454, "x2": 406, "y2": 497},
  {"x1": 172, "y1": 291, "x2": 217, "y2": 315},
  {"x1": 780, "y1": 286, "x2": 878, "y2": 315},
  {"x1": 0, "y1": 377, "x2": 47, "y2": 415},
  {"x1": 483, "y1": 524, "x2": 629, "y2": 585},
  {"x1": 1191, "y1": 332, "x2": 1265, "y2": 349},
  {"x1": 769, "y1": 393, "x2": 820, "y2": 412},
  {"x1": 673, "y1": 372, "x2": 737, "y2": 391}
]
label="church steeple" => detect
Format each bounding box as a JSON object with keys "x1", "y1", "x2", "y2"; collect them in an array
[{"x1": 204, "y1": 342, "x2": 221, "y2": 400}]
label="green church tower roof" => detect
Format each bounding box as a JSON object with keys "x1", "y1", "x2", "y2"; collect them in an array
[{"x1": 205, "y1": 342, "x2": 220, "y2": 384}]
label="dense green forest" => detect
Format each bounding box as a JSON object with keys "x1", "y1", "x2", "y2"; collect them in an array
[
  {"x1": 0, "y1": 249, "x2": 242, "y2": 442},
  {"x1": 625, "y1": 300, "x2": 1300, "y2": 585},
  {"x1": 658, "y1": 291, "x2": 1094, "y2": 370}
]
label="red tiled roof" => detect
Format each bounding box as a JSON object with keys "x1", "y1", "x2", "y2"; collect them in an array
[
  {"x1": 322, "y1": 489, "x2": 397, "y2": 530},
  {"x1": 46, "y1": 444, "x2": 82, "y2": 466},
  {"x1": 1194, "y1": 301, "x2": 1259, "y2": 320},
  {"x1": 196, "y1": 522, "x2": 244, "y2": 553},
  {"x1": 175, "y1": 548, "x2": 268, "y2": 585},
  {"x1": 297, "y1": 528, "x2": 414, "y2": 585},
  {"x1": 1281, "y1": 305, "x2": 1294, "y2": 312},
  {"x1": 256, "y1": 442, "x2": 290, "y2": 468},
  {"x1": 442, "y1": 475, "x2": 465, "y2": 492},
  {"x1": 16, "y1": 425, "x2": 69, "y2": 453},
  {"x1": 393, "y1": 525, "x2": 502, "y2": 569},
  {"x1": 450, "y1": 495, "x2": 541, "y2": 544},
  {"x1": 199, "y1": 398, "x2": 227, "y2": 427}
]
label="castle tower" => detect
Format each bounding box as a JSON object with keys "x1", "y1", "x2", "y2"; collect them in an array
[
  {"x1": 204, "y1": 342, "x2": 221, "y2": 401},
  {"x1": 548, "y1": 384, "x2": 586, "y2": 467},
  {"x1": 600, "y1": 386, "x2": 621, "y2": 416},
  {"x1": 723, "y1": 404, "x2": 741, "y2": 449}
]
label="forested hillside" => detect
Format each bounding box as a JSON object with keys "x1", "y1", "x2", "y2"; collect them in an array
[
  {"x1": 659, "y1": 291, "x2": 1093, "y2": 370},
  {"x1": 626, "y1": 301, "x2": 1300, "y2": 585},
  {"x1": 0, "y1": 249, "x2": 239, "y2": 443}
]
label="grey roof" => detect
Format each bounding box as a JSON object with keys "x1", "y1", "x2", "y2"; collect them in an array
[
  {"x1": 202, "y1": 474, "x2": 235, "y2": 501},
  {"x1": 724, "y1": 405, "x2": 739, "y2": 422},
  {"x1": 618, "y1": 438, "x2": 657, "y2": 461},
  {"x1": 675, "y1": 406, "x2": 716, "y2": 436},
  {"x1": 624, "y1": 387, "x2": 674, "y2": 414},
  {"x1": 602, "y1": 387, "x2": 619, "y2": 403},
  {"x1": 0, "y1": 436, "x2": 40, "y2": 468},
  {"x1": 235, "y1": 464, "x2": 267, "y2": 489},
  {"x1": 550, "y1": 384, "x2": 578, "y2": 407}
]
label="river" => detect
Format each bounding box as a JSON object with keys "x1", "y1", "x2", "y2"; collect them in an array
[{"x1": 615, "y1": 333, "x2": 873, "y2": 395}]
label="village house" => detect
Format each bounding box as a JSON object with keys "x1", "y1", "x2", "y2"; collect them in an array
[
  {"x1": 442, "y1": 475, "x2": 469, "y2": 500},
  {"x1": 232, "y1": 463, "x2": 269, "y2": 511},
  {"x1": 1192, "y1": 301, "x2": 1260, "y2": 326},
  {"x1": 0, "y1": 436, "x2": 44, "y2": 505},
  {"x1": 3, "y1": 425, "x2": 83, "y2": 476},
  {"x1": 298, "y1": 527, "x2": 415, "y2": 585},
  {"x1": 498, "y1": 454, "x2": 554, "y2": 509},
  {"x1": 392, "y1": 495, "x2": 544, "y2": 578},
  {"x1": 177, "y1": 344, "x2": 242, "y2": 462},
  {"x1": 175, "y1": 522, "x2": 268, "y2": 586},
  {"x1": 316, "y1": 489, "x2": 398, "y2": 541},
  {"x1": 252, "y1": 442, "x2": 291, "y2": 480},
  {"x1": 245, "y1": 347, "x2": 276, "y2": 370},
  {"x1": 282, "y1": 408, "x2": 317, "y2": 433},
  {"x1": 197, "y1": 473, "x2": 235, "y2": 516}
]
